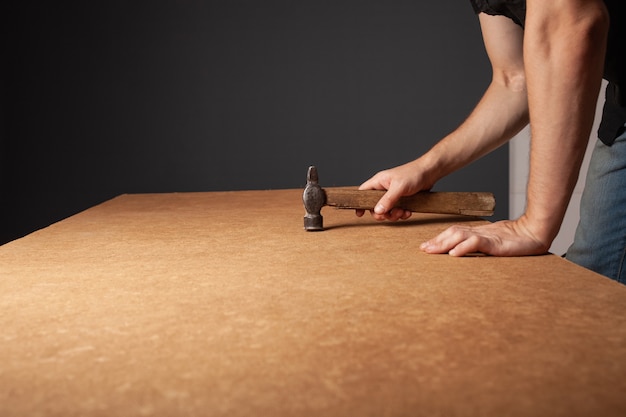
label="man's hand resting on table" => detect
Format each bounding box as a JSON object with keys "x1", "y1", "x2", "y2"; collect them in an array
[{"x1": 419, "y1": 216, "x2": 550, "y2": 257}]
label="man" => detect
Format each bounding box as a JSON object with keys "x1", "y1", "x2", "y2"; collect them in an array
[{"x1": 357, "y1": 0, "x2": 626, "y2": 283}]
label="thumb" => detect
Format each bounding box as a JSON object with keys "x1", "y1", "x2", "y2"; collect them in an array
[{"x1": 374, "y1": 188, "x2": 403, "y2": 215}]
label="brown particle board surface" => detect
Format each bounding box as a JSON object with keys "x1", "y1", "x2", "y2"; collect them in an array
[{"x1": 1, "y1": 189, "x2": 625, "y2": 416}]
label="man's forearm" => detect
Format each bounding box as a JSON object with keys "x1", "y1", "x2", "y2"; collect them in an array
[
  {"x1": 407, "y1": 13, "x2": 530, "y2": 189},
  {"x1": 419, "y1": 78, "x2": 529, "y2": 185}
]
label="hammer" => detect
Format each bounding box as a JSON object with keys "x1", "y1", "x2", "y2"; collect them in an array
[{"x1": 303, "y1": 166, "x2": 495, "y2": 231}]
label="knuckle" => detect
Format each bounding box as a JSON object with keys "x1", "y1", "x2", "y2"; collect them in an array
[
  {"x1": 448, "y1": 225, "x2": 471, "y2": 237},
  {"x1": 450, "y1": 228, "x2": 466, "y2": 240},
  {"x1": 467, "y1": 235, "x2": 481, "y2": 245}
]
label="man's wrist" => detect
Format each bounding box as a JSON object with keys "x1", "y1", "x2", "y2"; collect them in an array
[
  {"x1": 516, "y1": 212, "x2": 558, "y2": 252},
  {"x1": 413, "y1": 153, "x2": 444, "y2": 189}
]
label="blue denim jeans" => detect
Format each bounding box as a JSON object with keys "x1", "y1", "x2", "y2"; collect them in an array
[{"x1": 566, "y1": 125, "x2": 626, "y2": 284}]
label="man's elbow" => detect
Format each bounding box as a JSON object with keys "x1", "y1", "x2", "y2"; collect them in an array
[
  {"x1": 529, "y1": 1, "x2": 609, "y2": 45},
  {"x1": 579, "y1": 3, "x2": 610, "y2": 46},
  {"x1": 492, "y1": 69, "x2": 527, "y2": 93}
]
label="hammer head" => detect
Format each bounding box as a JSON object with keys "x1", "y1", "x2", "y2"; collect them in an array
[{"x1": 303, "y1": 166, "x2": 325, "y2": 231}]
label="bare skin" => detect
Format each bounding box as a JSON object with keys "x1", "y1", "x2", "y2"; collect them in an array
[{"x1": 357, "y1": 0, "x2": 609, "y2": 257}]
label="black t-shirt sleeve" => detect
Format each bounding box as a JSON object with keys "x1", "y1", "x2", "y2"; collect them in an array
[
  {"x1": 467, "y1": 0, "x2": 526, "y2": 27},
  {"x1": 469, "y1": 0, "x2": 482, "y2": 14}
]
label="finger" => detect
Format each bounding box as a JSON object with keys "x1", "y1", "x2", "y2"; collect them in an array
[
  {"x1": 384, "y1": 208, "x2": 412, "y2": 221},
  {"x1": 420, "y1": 226, "x2": 471, "y2": 254},
  {"x1": 355, "y1": 209, "x2": 365, "y2": 217},
  {"x1": 448, "y1": 235, "x2": 483, "y2": 257},
  {"x1": 383, "y1": 208, "x2": 401, "y2": 221},
  {"x1": 358, "y1": 175, "x2": 386, "y2": 191}
]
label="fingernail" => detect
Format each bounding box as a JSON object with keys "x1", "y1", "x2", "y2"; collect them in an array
[
  {"x1": 420, "y1": 242, "x2": 430, "y2": 250},
  {"x1": 374, "y1": 204, "x2": 385, "y2": 214}
]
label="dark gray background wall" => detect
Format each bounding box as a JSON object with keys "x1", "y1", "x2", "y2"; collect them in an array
[{"x1": 1, "y1": 1, "x2": 508, "y2": 245}]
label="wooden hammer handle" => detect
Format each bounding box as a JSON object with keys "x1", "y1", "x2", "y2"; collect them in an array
[{"x1": 324, "y1": 188, "x2": 495, "y2": 217}]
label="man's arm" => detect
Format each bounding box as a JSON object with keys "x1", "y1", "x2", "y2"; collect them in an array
[
  {"x1": 519, "y1": 0, "x2": 609, "y2": 246},
  {"x1": 358, "y1": 13, "x2": 529, "y2": 220},
  {"x1": 421, "y1": 0, "x2": 609, "y2": 256}
]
